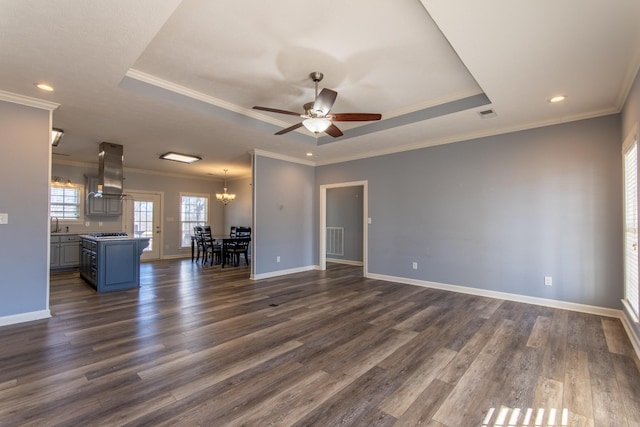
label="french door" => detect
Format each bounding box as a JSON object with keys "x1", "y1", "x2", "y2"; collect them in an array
[
  {"x1": 624, "y1": 135, "x2": 639, "y2": 317},
  {"x1": 123, "y1": 192, "x2": 162, "y2": 261}
]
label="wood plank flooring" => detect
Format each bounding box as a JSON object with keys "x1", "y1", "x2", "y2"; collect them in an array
[{"x1": 1, "y1": 260, "x2": 639, "y2": 426}]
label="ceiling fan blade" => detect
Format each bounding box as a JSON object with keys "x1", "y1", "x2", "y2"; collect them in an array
[
  {"x1": 253, "y1": 106, "x2": 301, "y2": 117},
  {"x1": 325, "y1": 123, "x2": 343, "y2": 138},
  {"x1": 275, "y1": 122, "x2": 304, "y2": 135},
  {"x1": 313, "y1": 88, "x2": 338, "y2": 116},
  {"x1": 327, "y1": 113, "x2": 382, "y2": 121}
]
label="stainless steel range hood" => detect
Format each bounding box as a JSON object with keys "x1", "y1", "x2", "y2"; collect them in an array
[{"x1": 97, "y1": 142, "x2": 123, "y2": 197}]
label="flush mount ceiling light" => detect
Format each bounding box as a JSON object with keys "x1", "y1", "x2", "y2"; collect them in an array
[
  {"x1": 216, "y1": 169, "x2": 236, "y2": 206},
  {"x1": 51, "y1": 128, "x2": 64, "y2": 146},
  {"x1": 548, "y1": 95, "x2": 567, "y2": 103},
  {"x1": 36, "y1": 83, "x2": 54, "y2": 92},
  {"x1": 159, "y1": 152, "x2": 202, "y2": 164}
]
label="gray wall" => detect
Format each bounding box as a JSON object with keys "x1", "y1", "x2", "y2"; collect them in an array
[
  {"x1": 317, "y1": 114, "x2": 623, "y2": 309},
  {"x1": 224, "y1": 176, "x2": 253, "y2": 233},
  {"x1": 253, "y1": 155, "x2": 315, "y2": 275},
  {"x1": 0, "y1": 100, "x2": 51, "y2": 318},
  {"x1": 326, "y1": 186, "x2": 363, "y2": 262},
  {"x1": 621, "y1": 67, "x2": 640, "y2": 339},
  {"x1": 51, "y1": 162, "x2": 228, "y2": 257}
]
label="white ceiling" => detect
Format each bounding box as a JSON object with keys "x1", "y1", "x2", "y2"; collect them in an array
[{"x1": 2, "y1": 0, "x2": 639, "y2": 179}]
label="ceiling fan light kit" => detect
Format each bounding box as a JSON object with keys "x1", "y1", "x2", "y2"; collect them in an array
[
  {"x1": 253, "y1": 71, "x2": 382, "y2": 138},
  {"x1": 303, "y1": 117, "x2": 331, "y2": 134}
]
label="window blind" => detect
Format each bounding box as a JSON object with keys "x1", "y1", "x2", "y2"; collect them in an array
[{"x1": 624, "y1": 141, "x2": 639, "y2": 317}]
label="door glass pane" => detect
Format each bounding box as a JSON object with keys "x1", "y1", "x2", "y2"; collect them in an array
[
  {"x1": 134, "y1": 201, "x2": 153, "y2": 252},
  {"x1": 624, "y1": 141, "x2": 639, "y2": 316}
]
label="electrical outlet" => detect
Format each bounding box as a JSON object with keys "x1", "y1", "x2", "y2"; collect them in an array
[
  {"x1": 276, "y1": 256, "x2": 280, "y2": 263},
  {"x1": 544, "y1": 276, "x2": 553, "y2": 286},
  {"x1": 412, "y1": 262, "x2": 418, "y2": 270},
  {"x1": 0, "y1": 213, "x2": 7, "y2": 224}
]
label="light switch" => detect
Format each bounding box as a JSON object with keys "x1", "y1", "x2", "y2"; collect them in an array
[
  {"x1": 367, "y1": 217, "x2": 372, "y2": 224},
  {"x1": 0, "y1": 213, "x2": 7, "y2": 224}
]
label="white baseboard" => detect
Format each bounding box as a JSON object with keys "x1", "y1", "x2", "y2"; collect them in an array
[
  {"x1": 620, "y1": 299, "x2": 640, "y2": 358},
  {"x1": 327, "y1": 258, "x2": 364, "y2": 267},
  {"x1": 160, "y1": 253, "x2": 192, "y2": 260},
  {"x1": 367, "y1": 272, "x2": 623, "y2": 318},
  {"x1": 0, "y1": 309, "x2": 51, "y2": 327},
  {"x1": 251, "y1": 265, "x2": 318, "y2": 280},
  {"x1": 369, "y1": 272, "x2": 640, "y2": 358}
]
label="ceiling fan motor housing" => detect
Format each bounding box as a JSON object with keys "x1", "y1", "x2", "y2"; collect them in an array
[{"x1": 310, "y1": 71, "x2": 323, "y2": 82}]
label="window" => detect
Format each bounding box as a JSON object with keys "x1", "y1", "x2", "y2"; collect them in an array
[
  {"x1": 134, "y1": 201, "x2": 154, "y2": 252},
  {"x1": 50, "y1": 184, "x2": 82, "y2": 221},
  {"x1": 624, "y1": 131, "x2": 639, "y2": 318},
  {"x1": 180, "y1": 194, "x2": 209, "y2": 247}
]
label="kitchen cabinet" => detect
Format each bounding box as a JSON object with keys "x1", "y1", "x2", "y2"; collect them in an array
[
  {"x1": 50, "y1": 234, "x2": 81, "y2": 269},
  {"x1": 80, "y1": 235, "x2": 149, "y2": 292},
  {"x1": 84, "y1": 176, "x2": 122, "y2": 216}
]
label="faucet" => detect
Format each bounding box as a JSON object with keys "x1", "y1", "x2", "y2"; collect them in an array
[{"x1": 52, "y1": 217, "x2": 59, "y2": 233}]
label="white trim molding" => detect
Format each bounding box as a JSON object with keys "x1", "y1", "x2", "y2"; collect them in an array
[
  {"x1": 620, "y1": 299, "x2": 640, "y2": 358},
  {"x1": 0, "y1": 90, "x2": 59, "y2": 111},
  {"x1": 368, "y1": 273, "x2": 640, "y2": 358},
  {"x1": 0, "y1": 309, "x2": 51, "y2": 327},
  {"x1": 319, "y1": 180, "x2": 368, "y2": 276},
  {"x1": 251, "y1": 149, "x2": 315, "y2": 167},
  {"x1": 367, "y1": 272, "x2": 623, "y2": 319},
  {"x1": 327, "y1": 258, "x2": 364, "y2": 267},
  {"x1": 251, "y1": 265, "x2": 317, "y2": 281}
]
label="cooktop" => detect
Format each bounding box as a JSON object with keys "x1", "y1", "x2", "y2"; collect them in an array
[{"x1": 87, "y1": 232, "x2": 128, "y2": 237}]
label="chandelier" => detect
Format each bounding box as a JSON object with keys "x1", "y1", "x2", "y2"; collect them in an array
[{"x1": 216, "y1": 169, "x2": 236, "y2": 205}]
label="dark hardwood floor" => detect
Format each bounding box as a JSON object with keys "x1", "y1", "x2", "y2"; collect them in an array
[{"x1": 1, "y1": 260, "x2": 639, "y2": 426}]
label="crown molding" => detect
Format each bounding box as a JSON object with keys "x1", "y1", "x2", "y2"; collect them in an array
[
  {"x1": 314, "y1": 107, "x2": 619, "y2": 167},
  {"x1": 125, "y1": 69, "x2": 293, "y2": 128},
  {"x1": 251, "y1": 149, "x2": 316, "y2": 166},
  {"x1": 0, "y1": 90, "x2": 59, "y2": 111}
]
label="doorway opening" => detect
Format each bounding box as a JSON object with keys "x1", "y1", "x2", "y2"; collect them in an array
[{"x1": 319, "y1": 181, "x2": 368, "y2": 276}]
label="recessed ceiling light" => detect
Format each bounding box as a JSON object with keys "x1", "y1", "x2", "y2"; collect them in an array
[
  {"x1": 35, "y1": 83, "x2": 54, "y2": 92},
  {"x1": 159, "y1": 152, "x2": 202, "y2": 164},
  {"x1": 306, "y1": 152, "x2": 313, "y2": 157},
  {"x1": 548, "y1": 95, "x2": 566, "y2": 103}
]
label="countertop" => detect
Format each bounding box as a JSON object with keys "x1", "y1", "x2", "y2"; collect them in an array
[{"x1": 79, "y1": 234, "x2": 150, "y2": 241}]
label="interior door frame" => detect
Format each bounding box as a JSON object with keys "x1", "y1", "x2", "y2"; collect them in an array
[
  {"x1": 319, "y1": 180, "x2": 368, "y2": 276},
  {"x1": 122, "y1": 190, "x2": 164, "y2": 261}
]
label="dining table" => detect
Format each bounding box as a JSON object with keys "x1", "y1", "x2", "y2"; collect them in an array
[{"x1": 191, "y1": 234, "x2": 251, "y2": 267}]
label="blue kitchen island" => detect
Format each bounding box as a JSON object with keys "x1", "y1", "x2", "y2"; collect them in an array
[{"x1": 79, "y1": 233, "x2": 150, "y2": 293}]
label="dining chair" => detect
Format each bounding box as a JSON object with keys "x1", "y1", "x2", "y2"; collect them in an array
[
  {"x1": 224, "y1": 238, "x2": 250, "y2": 267},
  {"x1": 200, "y1": 226, "x2": 222, "y2": 265},
  {"x1": 193, "y1": 225, "x2": 206, "y2": 262},
  {"x1": 235, "y1": 226, "x2": 251, "y2": 237}
]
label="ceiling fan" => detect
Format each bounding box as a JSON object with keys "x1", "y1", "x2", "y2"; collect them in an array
[{"x1": 253, "y1": 71, "x2": 382, "y2": 137}]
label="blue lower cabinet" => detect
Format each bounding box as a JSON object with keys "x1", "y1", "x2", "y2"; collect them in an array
[{"x1": 80, "y1": 237, "x2": 149, "y2": 293}]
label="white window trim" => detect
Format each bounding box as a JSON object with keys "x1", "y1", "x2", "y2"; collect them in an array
[
  {"x1": 50, "y1": 183, "x2": 85, "y2": 224},
  {"x1": 179, "y1": 192, "x2": 210, "y2": 248},
  {"x1": 623, "y1": 123, "x2": 639, "y2": 321}
]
